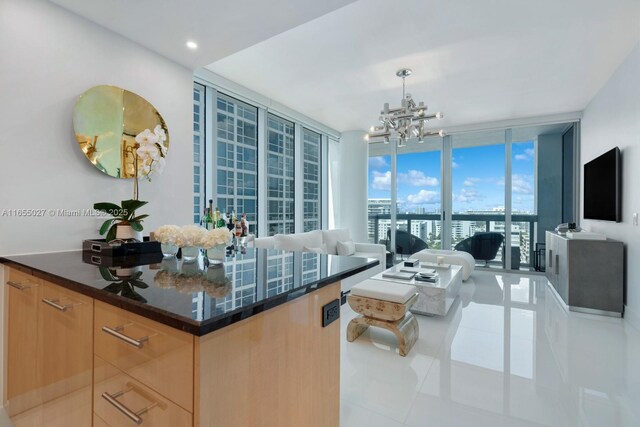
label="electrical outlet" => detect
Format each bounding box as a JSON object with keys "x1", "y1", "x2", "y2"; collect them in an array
[
  {"x1": 322, "y1": 299, "x2": 340, "y2": 327},
  {"x1": 633, "y1": 213, "x2": 638, "y2": 226}
]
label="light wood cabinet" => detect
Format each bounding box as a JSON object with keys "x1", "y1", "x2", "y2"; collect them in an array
[
  {"x1": 5, "y1": 267, "x2": 342, "y2": 427},
  {"x1": 37, "y1": 280, "x2": 93, "y2": 423},
  {"x1": 5, "y1": 268, "x2": 41, "y2": 416},
  {"x1": 4, "y1": 269, "x2": 93, "y2": 425},
  {"x1": 94, "y1": 301, "x2": 194, "y2": 411},
  {"x1": 93, "y1": 356, "x2": 193, "y2": 427}
]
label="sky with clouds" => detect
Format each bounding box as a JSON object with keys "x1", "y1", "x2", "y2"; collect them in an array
[{"x1": 368, "y1": 141, "x2": 535, "y2": 213}]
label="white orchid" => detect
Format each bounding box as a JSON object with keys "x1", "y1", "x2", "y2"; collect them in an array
[
  {"x1": 135, "y1": 127, "x2": 168, "y2": 181},
  {"x1": 136, "y1": 143, "x2": 159, "y2": 159},
  {"x1": 135, "y1": 128, "x2": 159, "y2": 146}
]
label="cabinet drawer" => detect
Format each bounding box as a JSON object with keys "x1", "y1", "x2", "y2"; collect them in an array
[
  {"x1": 94, "y1": 356, "x2": 192, "y2": 427},
  {"x1": 94, "y1": 301, "x2": 194, "y2": 411},
  {"x1": 5, "y1": 268, "x2": 41, "y2": 416},
  {"x1": 39, "y1": 281, "x2": 93, "y2": 405},
  {"x1": 94, "y1": 414, "x2": 110, "y2": 427}
]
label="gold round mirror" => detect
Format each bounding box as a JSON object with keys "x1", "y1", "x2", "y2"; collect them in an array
[{"x1": 73, "y1": 85, "x2": 169, "y2": 179}]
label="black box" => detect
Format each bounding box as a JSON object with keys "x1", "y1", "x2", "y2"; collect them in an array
[
  {"x1": 82, "y1": 251, "x2": 164, "y2": 268},
  {"x1": 82, "y1": 237, "x2": 161, "y2": 257},
  {"x1": 404, "y1": 259, "x2": 420, "y2": 267}
]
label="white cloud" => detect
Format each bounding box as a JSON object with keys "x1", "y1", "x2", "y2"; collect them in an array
[
  {"x1": 398, "y1": 170, "x2": 439, "y2": 187},
  {"x1": 371, "y1": 170, "x2": 391, "y2": 190},
  {"x1": 463, "y1": 177, "x2": 481, "y2": 187},
  {"x1": 369, "y1": 156, "x2": 388, "y2": 169},
  {"x1": 454, "y1": 188, "x2": 485, "y2": 203},
  {"x1": 515, "y1": 148, "x2": 535, "y2": 161},
  {"x1": 452, "y1": 161, "x2": 460, "y2": 169},
  {"x1": 406, "y1": 190, "x2": 439, "y2": 204},
  {"x1": 512, "y1": 174, "x2": 533, "y2": 194}
]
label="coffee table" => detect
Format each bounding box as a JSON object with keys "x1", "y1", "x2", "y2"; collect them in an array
[{"x1": 371, "y1": 263, "x2": 463, "y2": 316}]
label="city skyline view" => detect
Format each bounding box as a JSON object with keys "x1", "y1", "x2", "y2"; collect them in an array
[{"x1": 368, "y1": 141, "x2": 536, "y2": 213}]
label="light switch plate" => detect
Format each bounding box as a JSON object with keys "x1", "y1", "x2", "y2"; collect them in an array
[{"x1": 633, "y1": 213, "x2": 638, "y2": 226}]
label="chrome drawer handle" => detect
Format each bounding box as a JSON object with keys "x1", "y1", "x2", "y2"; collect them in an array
[
  {"x1": 102, "y1": 386, "x2": 158, "y2": 425},
  {"x1": 102, "y1": 325, "x2": 149, "y2": 349},
  {"x1": 42, "y1": 298, "x2": 74, "y2": 312},
  {"x1": 6, "y1": 281, "x2": 36, "y2": 291}
]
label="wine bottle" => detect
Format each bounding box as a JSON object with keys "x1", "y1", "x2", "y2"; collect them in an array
[
  {"x1": 215, "y1": 207, "x2": 225, "y2": 229},
  {"x1": 241, "y1": 213, "x2": 248, "y2": 237},
  {"x1": 204, "y1": 207, "x2": 213, "y2": 230}
]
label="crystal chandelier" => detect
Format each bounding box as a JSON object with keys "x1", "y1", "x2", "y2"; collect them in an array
[{"x1": 365, "y1": 68, "x2": 445, "y2": 146}]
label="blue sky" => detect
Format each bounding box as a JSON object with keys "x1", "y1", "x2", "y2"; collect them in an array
[{"x1": 368, "y1": 141, "x2": 535, "y2": 213}]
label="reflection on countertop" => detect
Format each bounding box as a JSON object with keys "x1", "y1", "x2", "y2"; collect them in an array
[{"x1": 1, "y1": 248, "x2": 378, "y2": 335}]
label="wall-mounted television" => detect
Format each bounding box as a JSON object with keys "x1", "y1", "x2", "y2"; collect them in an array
[{"x1": 584, "y1": 147, "x2": 621, "y2": 222}]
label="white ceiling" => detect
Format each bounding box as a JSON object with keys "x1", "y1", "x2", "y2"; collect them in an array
[
  {"x1": 50, "y1": 0, "x2": 357, "y2": 69},
  {"x1": 206, "y1": 0, "x2": 640, "y2": 132}
]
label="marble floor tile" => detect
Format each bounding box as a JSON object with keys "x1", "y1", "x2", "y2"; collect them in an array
[{"x1": 341, "y1": 270, "x2": 640, "y2": 426}]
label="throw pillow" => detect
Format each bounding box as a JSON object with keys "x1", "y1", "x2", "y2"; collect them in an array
[
  {"x1": 322, "y1": 229, "x2": 351, "y2": 255},
  {"x1": 336, "y1": 240, "x2": 356, "y2": 256}
]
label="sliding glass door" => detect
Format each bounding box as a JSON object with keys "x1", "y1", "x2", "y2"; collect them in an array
[
  {"x1": 451, "y1": 131, "x2": 506, "y2": 269},
  {"x1": 368, "y1": 121, "x2": 576, "y2": 271}
]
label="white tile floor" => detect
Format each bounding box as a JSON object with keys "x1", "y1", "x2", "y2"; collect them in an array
[
  {"x1": 340, "y1": 270, "x2": 640, "y2": 427},
  {"x1": 1, "y1": 270, "x2": 638, "y2": 426}
]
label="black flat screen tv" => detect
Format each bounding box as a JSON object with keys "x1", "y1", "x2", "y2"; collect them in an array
[{"x1": 584, "y1": 147, "x2": 621, "y2": 222}]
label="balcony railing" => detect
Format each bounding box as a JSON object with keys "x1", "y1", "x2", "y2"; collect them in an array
[{"x1": 368, "y1": 213, "x2": 538, "y2": 268}]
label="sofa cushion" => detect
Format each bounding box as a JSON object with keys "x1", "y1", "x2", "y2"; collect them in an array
[
  {"x1": 303, "y1": 244, "x2": 327, "y2": 254},
  {"x1": 337, "y1": 240, "x2": 356, "y2": 256},
  {"x1": 352, "y1": 251, "x2": 380, "y2": 261},
  {"x1": 273, "y1": 230, "x2": 323, "y2": 252},
  {"x1": 322, "y1": 229, "x2": 351, "y2": 255},
  {"x1": 351, "y1": 279, "x2": 417, "y2": 304}
]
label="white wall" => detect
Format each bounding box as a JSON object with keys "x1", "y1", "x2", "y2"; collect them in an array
[
  {"x1": 0, "y1": 0, "x2": 194, "y2": 256},
  {"x1": 581, "y1": 42, "x2": 640, "y2": 329},
  {"x1": 337, "y1": 130, "x2": 368, "y2": 242}
]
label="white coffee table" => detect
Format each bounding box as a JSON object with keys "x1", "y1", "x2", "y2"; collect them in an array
[{"x1": 371, "y1": 264, "x2": 463, "y2": 316}]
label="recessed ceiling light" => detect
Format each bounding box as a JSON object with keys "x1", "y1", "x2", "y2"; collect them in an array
[{"x1": 186, "y1": 40, "x2": 198, "y2": 50}]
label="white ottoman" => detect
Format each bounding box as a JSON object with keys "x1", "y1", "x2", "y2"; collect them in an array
[
  {"x1": 346, "y1": 280, "x2": 419, "y2": 357},
  {"x1": 412, "y1": 249, "x2": 475, "y2": 281}
]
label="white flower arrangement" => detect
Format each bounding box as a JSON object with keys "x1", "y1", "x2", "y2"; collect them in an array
[
  {"x1": 135, "y1": 125, "x2": 168, "y2": 181},
  {"x1": 175, "y1": 225, "x2": 206, "y2": 247},
  {"x1": 201, "y1": 227, "x2": 233, "y2": 249},
  {"x1": 154, "y1": 224, "x2": 181, "y2": 245}
]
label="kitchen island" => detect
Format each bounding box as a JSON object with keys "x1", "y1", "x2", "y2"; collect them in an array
[{"x1": 2, "y1": 249, "x2": 378, "y2": 427}]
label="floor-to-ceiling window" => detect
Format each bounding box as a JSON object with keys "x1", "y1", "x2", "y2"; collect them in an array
[
  {"x1": 302, "y1": 128, "x2": 321, "y2": 232},
  {"x1": 215, "y1": 93, "x2": 258, "y2": 228},
  {"x1": 193, "y1": 83, "x2": 206, "y2": 225},
  {"x1": 266, "y1": 114, "x2": 295, "y2": 236},
  {"x1": 451, "y1": 131, "x2": 507, "y2": 268},
  {"x1": 193, "y1": 81, "x2": 331, "y2": 237},
  {"x1": 368, "y1": 122, "x2": 576, "y2": 271},
  {"x1": 367, "y1": 155, "x2": 392, "y2": 243},
  {"x1": 396, "y1": 146, "x2": 442, "y2": 252}
]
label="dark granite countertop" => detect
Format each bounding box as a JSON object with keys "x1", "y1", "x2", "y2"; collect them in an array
[{"x1": 1, "y1": 249, "x2": 378, "y2": 336}]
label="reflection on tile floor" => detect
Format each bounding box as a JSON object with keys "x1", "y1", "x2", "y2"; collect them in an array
[{"x1": 341, "y1": 270, "x2": 640, "y2": 427}]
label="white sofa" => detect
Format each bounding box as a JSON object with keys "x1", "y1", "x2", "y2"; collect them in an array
[{"x1": 252, "y1": 229, "x2": 386, "y2": 292}]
